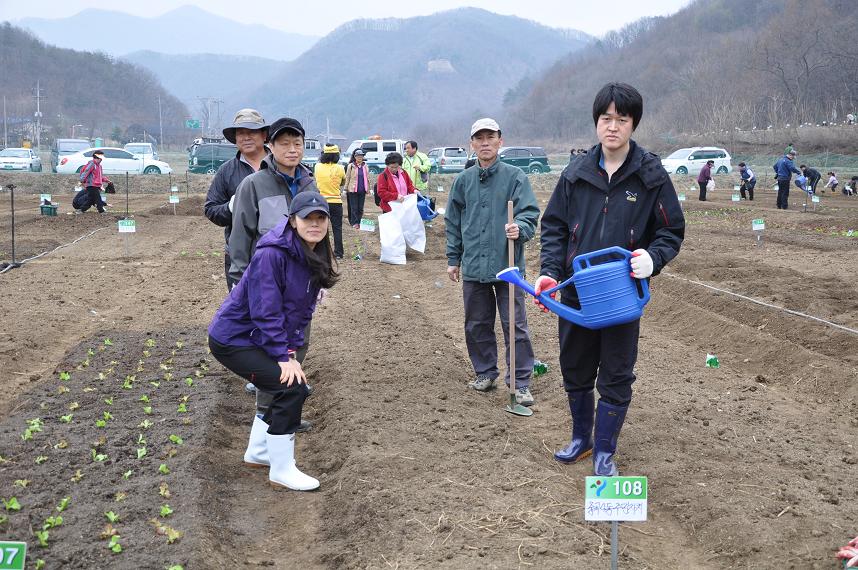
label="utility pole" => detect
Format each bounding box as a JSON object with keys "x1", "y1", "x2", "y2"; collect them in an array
[
  {"x1": 3, "y1": 95, "x2": 7, "y2": 148},
  {"x1": 158, "y1": 95, "x2": 164, "y2": 149},
  {"x1": 196, "y1": 96, "x2": 224, "y2": 139},
  {"x1": 32, "y1": 80, "x2": 44, "y2": 149}
]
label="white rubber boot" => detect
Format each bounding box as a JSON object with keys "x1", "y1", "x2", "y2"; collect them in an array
[
  {"x1": 266, "y1": 433, "x2": 319, "y2": 491},
  {"x1": 243, "y1": 415, "x2": 269, "y2": 467}
]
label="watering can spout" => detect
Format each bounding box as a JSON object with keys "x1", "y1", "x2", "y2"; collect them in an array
[{"x1": 495, "y1": 267, "x2": 587, "y2": 327}]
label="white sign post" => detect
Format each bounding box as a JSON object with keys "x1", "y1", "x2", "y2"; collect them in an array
[
  {"x1": 752, "y1": 218, "x2": 765, "y2": 245},
  {"x1": 811, "y1": 194, "x2": 820, "y2": 212},
  {"x1": 586, "y1": 476, "x2": 648, "y2": 570},
  {"x1": 118, "y1": 218, "x2": 136, "y2": 256},
  {"x1": 732, "y1": 185, "x2": 741, "y2": 203},
  {"x1": 169, "y1": 192, "x2": 179, "y2": 215},
  {"x1": 359, "y1": 218, "x2": 376, "y2": 232}
]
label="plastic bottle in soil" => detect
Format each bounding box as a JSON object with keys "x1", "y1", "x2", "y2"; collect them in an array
[{"x1": 533, "y1": 360, "x2": 549, "y2": 377}]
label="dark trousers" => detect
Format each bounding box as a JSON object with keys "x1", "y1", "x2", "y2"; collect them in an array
[
  {"x1": 808, "y1": 176, "x2": 820, "y2": 194},
  {"x1": 558, "y1": 318, "x2": 640, "y2": 406},
  {"x1": 346, "y1": 192, "x2": 366, "y2": 226},
  {"x1": 740, "y1": 180, "x2": 755, "y2": 200},
  {"x1": 329, "y1": 203, "x2": 344, "y2": 258},
  {"x1": 462, "y1": 281, "x2": 534, "y2": 388},
  {"x1": 254, "y1": 321, "x2": 310, "y2": 415},
  {"x1": 209, "y1": 337, "x2": 308, "y2": 435},
  {"x1": 698, "y1": 181, "x2": 707, "y2": 201},
  {"x1": 81, "y1": 186, "x2": 105, "y2": 213},
  {"x1": 776, "y1": 179, "x2": 790, "y2": 209}
]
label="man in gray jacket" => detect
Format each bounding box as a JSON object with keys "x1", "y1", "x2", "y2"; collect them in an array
[{"x1": 445, "y1": 118, "x2": 541, "y2": 406}]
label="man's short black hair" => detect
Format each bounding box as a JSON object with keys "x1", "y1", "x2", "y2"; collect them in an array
[
  {"x1": 592, "y1": 82, "x2": 643, "y2": 130},
  {"x1": 738, "y1": 162, "x2": 746, "y2": 167},
  {"x1": 405, "y1": 140, "x2": 418, "y2": 150},
  {"x1": 385, "y1": 152, "x2": 403, "y2": 166},
  {"x1": 92, "y1": 150, "x2": 105, "y2": 157},
  {"x1": 799, "y1": 164, "x2": 807, "y2": 169}
]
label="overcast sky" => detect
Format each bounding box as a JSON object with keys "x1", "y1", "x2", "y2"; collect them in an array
[{"x1": 2, "y1": 0, "x2": 692, "y2": 37}]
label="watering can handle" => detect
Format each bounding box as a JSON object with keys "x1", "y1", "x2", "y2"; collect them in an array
[{"x1": 572, "y1": 246, "x2": 632, "y2": 273}]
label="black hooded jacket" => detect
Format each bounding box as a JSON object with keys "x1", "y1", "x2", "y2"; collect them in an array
[{"x1": 539, "y1": 141, "x2": 685, "y2": 301}]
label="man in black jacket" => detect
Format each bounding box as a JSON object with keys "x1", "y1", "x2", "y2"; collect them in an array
[
  {"x1": 800, "y1": 164, "x2": 821, "y2": 195},
  {"x1": 203, "y1": 108, "x2": 269, "y2": 290},
  {"x1": 535, "y1": 83, "x2": 685, "y2": 477}
]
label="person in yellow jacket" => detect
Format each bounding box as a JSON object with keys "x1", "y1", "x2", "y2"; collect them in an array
[
  {"x1": 403, "y1": 140, "x2": 431, "y2": 193},
  {"x1": 314, "y1": 145, "x2": 346, "y2": 259}
]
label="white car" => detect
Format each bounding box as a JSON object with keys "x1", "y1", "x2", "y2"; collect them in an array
[
  {"x1": 124, "y1": 142, "x2": 159, "y2": 161},
  {"x1": 339, "y1": 139, "x2": 406, "y2": 174},
  {"x1": 661, "y1": 147, "x2": 732, "y2": 175},
  {"x1": 57, "y1": 147, "x2": 172, "y2": 175},
  {"x1": 0, "y1": 147, "x2": 42, "y2": 171}
]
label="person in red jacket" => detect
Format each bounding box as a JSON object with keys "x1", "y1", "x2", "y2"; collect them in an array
[{"x1": 376, "y1": 152, "x2": 416, "y2": 212}]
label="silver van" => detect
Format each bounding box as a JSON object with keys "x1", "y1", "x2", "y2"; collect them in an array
[{"x1": 51, "y1": 138, "x2": 91, "y2": 172}]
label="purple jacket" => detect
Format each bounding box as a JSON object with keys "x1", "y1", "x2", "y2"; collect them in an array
[
  {"x1": 697, "y1": 163, "x2": 712, "y2": 184},
  {"x1": 208, "y1": 219, "x2": 318, "y2": 362}
]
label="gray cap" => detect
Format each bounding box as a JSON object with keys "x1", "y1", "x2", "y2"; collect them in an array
[
  {"x1": 223, "y1": 108, "x2": 268, "y2": 144},
  {"x1": 470, "y1": 117, "x2": 500, "y2": 137}
]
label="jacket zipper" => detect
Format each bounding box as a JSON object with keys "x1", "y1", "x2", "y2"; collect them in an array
[
  {"x1": 629, "y1": 228, "x2": 636, "y2": 249},
  {"x1": 658, "y1": 202, "x2": 670, "y2": 225},
  {"x1": 565, "y1": 223, "x2": 580, "y2": 269},
  {"x1": 599, "y1": 195, "x2": 609, "y2": 243}
]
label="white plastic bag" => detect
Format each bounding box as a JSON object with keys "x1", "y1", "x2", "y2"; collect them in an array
[
  {"x1": 706, "y1": 179, "x2": 715, "y2": 192},
  {"x1": 378, "y1": 211, "x2": 406, "y2": 265},
  {"x1": 389, "y1": 194, "x2": 426, "y2": 253}
]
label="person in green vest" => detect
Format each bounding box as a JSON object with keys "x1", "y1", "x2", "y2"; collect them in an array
[{"x1": 403, "y1": 140, "x2": 431, "y2": 193}]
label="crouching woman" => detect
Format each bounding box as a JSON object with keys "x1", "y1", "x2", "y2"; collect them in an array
[{"x1": 208, "y1": 191, "x2": 338, "y2": 491}]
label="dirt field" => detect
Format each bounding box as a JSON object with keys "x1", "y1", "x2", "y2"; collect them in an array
[{"x1": 0, "y1": 171, "x2": 856, "y2": 569}]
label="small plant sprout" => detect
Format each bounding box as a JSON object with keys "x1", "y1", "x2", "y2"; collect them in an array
[
  {"x1": 107, "y1": 534, "x2": 122, "y2": 553},
  {"x1": 163, "y1": 372, "x2": 174, "y2": 381},
  {"x1": 82, "y1": 387, "x2": 96, "y2": 393},
  {"x1": 2, "y1": 497, "x2": 21, "y2": 511},
  {"x1": 81, "y1": 358, "x2": 90, "y2": 367},
  {"x1": 0, "y1": 455, "x2": 6, "y2": 463},
  {"x1": 57, "y1": 385, "x2": 70, "y2": 395},
  {"x1": 137, "y1": 447, "x2": 147, "y2": 459},
  {"x1": 21, "y1": 429, "x2": 33, "y2": 441},
  {"x1": 114, "y1": 492, "x2": 127, "y2": 502},
  {"x1": 13, "y1": 479, "x2": 29, "y2": 488},
  {"x1": 136, "y1": 362, "x2": 145, "y2": 373},
  {"x1": 97, "y1": 372, "x2": 107, "y2": 381},
  {"x1": 199, "y1": 361, "x2": 209, "y2": 372},
  {"x1": 91, "y1": 449, "x2": 108, "y2": 462},
  {"x1": 159, "y1": 363, "x2": 171, "y2": 371},
  {"x1": 194, "y1": 370, "x2": 204, "y2": 378},
  {"x1": 96, "y1": 419, "x2": 107, "y2": 428},
  {"x1": 158, "y1": 463, "x2": 170, "y2": 475},
  {"x1": 159, "y1": 504, "x2": 174, "y2": 518},
  {"x1": 42, "y1": 515, "x2": 63, "y2": 530},
  {"x1": 35, "y1": 559, "x2": 45, "y2": 569},
  {"x1": 137, "y1": 433, "x2": 146, "y2": 445},
  {"x1": 0, "y1": 515, "x2": 7, "y2": 525},
  {"x1": 87, "y1": 348, "x2": 95, "y2": 357},
  {"x1": 35, "y1": 529, "x2": 49, "y2": 547},
  {"x1": 150, "y1": 381, "x2": 160, "y2": 388},
  {"x1": 34, "y1": 456, "x2": 48, "y2": 465},
  {"x1": 122, "y1": 470, "x2": 133, "y2": 480},
  {"x1": 151, "y1": 520, "x2": 183, "y2": 544},
  {"x1": 175, "y1": 340, "x2": 184, "y2": 349},
  {"x1": 168, "y1": 435, "x2": 183, "y2": 445},
  {"x1": 179, "y1": 395, "x2": 189, "y2": 403},
  {"x1": 138, "y1": 419, "x2": 153, "y2": 429},
  {"x1": 143, "y1": 406, "x2": 153, "y2": 415},
  {"x1": 104, "y1": 397, "x2": 113, "y2": 405},
  {"x1": 101, "y1": 524, "x2": 118, "y2": 539},
  {"x1": 70, "y1": 470, "x2": 84, "y2": 482},
  {"x1": 166, "y1": 448, "x2": 177, "y2": 458},
  {"x1": 177, "y1": 403, "x2": 188, "y2": 413},
  {"x1": 54, "y1": 439, "x2": 68, "y2": 450},
  {"x1": 104, "y1": 338, "x2": 113, "y2": 346},
  {"x1": 145, "y1": 338, "x2": 156, "y2": 348},
  {"x1": 28, "y1": 418, "x2": 44, "y2": 432},
  {"x1": 60, "y1": 413, "x2": 73, "y2": 423},
  {"x1": 59, "y1": 371, "x2": 71, "y2": 381},
  {"x1": 184, "y1": 377, "x2": 194, "y2": 387},
  {"x1": 159, "y1": 482, "x2": 170, "y2": 498},
  {"x1": 68, "y1": 402, "x2": 80, "y2": 411},
  {"x1": 139, "y1": 395, "x2": 150, "y2": 403},
  {"x1": 143, "y1": 350, "x2": 151, "y2": 358},
  {"x1": 57, "y1": 497, "x2": 71, "y2": 512},
  {"x1": 105, "y1": 511, "x2": 120, "y2": 523},
  {"x1": 103, "y1": 411, "x2": 113, "y2": 421},
  {"x1": 167, "y1": 565, "x2": 184, "y2": 570}
]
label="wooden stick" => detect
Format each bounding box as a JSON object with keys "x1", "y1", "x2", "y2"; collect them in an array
[{"x1": 507, "y1": 201, "x2": 516, "y2": 397}]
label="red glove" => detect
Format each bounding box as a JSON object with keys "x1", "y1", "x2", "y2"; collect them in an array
[
  {"x1": 533, "y1": 276, "x2": 558, "y2": 313},
  {"x1": 837, "y1": 545, "x2": 858, "y2": 567}
]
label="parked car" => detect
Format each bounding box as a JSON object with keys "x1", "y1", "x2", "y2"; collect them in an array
[
  {"x1": 340, "y1": 139, "x2": 406, "y2": 174},
  {"x1": 302, "y1": 139, "x2": 322, "y2": 167},
  {"x1": 661, "y1": 147, "x2": 732, "y2": 175},
  {"x1": 187, "y1": 143, "x2": 236, "y2": 174},
  {"x1": 427, "y1": 147, "x2": 468, "y2": 174},
  {"x1": 124, "y1": 142, "x2": 159, "y2": 161},
  {"x1": 51, "y1": 138, "x2": 91, "y2": 172},
  {"x1": 0, "y1": 147, "x2": 42, "y2": 172},
  {"x1": 56, "y1": 147, "x2": 173, "y2": 175},
  {"x1": 499, "y1": 146, "x2": 550, "y2": 173}
]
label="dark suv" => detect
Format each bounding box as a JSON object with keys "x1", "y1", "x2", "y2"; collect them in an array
[
  {"x1": 499, "y1": 147, "x2": 550, "y2": 173},
  {"x1": 188, "y1": 143, "x2": 237, "y2": 174}
]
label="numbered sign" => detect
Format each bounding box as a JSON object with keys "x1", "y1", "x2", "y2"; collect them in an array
[
  {"x1": 436, "y1": 186, "x2": 444, "y2": 193},
  {"x1": 677, "y1": 192, "x2": 686, "y2": 202},
  {"x1": 359, "y1": 218, "x2": 376, "y2": 232},
  {"x1": 585, "y1": 476, "x2": 648, "y2": 521},
  {"x1": 0, "y1": 541, "x2": 27, "y2": 570},
  {"x1": 39, "y1": 193, "x2": 51, "y2": 203},
  {"x1": 811, "y1": 195, "x2": 820, "y2": 203},
  {"x1": 752, "y1": 219, "x2": 765, "y2": 231},
  {"x1": 733, "y1": 185, "x2": 740, "y2": 192},
  {"x1": 118, "y1": 219, "x2": 136, "y2": 233},
  {"x1": 169, "y1": 194, "x2": 180, "y2": 204},
  {"x1": 170, "y1": 185, "x2": 179, "y2": 193},
  {"x1": 732, "y1": 193, "x2": 740, "y2": 202}
]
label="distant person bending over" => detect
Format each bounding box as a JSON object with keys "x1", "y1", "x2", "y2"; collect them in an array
[
  {"x1": 800, "y1": 164, "x2": 821, "y2": 195},
  {"x1": 314, "y1": 145, "x2": 346, "y2": 259},
  {"x1": 738, "y1": 162, "x2": 756, "y2": 200},
  {"x1": 697, "y1": 159, "x2": 714, "y2": 201},
  {"x1": 344, "y1": 149, "x2": 372, "y2": 228},
  {"x1": 209, "y1": 191, "x2": 338, "y2": 491},
  {"x1": 204, "y1": 108, "x2": 270, "y2": 290},
  {"x1": 77, "y1": 150, "x2": 112, "y2": 213},
  {"x1": 402, "y1": 141, "x2": 431, "y2": 195},
  {"x1": 376, "y1": 152, "x2": 416, "y2": 212},
  {"x1": 823, "y1": 172, "x2": 838, "y2": 194},
  {"x1": 845, "y1": 176, "x2": 857, "y2": 196},
  {"x1": 773, "y1": 150, "x2": 801, "y2": 209}
]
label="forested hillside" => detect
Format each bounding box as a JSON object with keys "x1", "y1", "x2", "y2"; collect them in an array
[
  {"x1": 504, "y1": 0, "x2": 858, "y2": 144},
  {"x1": 0, "y1": 23, "x2": 189, "y2": 144}
]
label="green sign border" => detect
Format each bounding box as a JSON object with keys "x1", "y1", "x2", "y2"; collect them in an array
[
  {"x1": 585, "y1": 476, "x2": 648, "y2": 500},
  {"x1": 0, "y1": 541, "x2": 27, "y2": 570}
]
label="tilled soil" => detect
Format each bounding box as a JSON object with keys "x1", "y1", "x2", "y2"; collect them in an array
[{"x1": 0, "y1": 174, "x2": 856, "y2": 569}]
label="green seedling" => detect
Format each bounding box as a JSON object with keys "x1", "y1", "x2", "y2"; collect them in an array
[
  {"x1": 57, "y1": 385, "x2": 70, "y2": 395},
  {"x1": 115, "y1": 492, "x2": 127, "y2": 502},
  {"x1": 175, "y1": 340, "x2": 184, "y2": 349},
  {"x1": 159, "y1": 482, "x2": 170, "y2": 498},
  {"x1": 105, "y1": 511, "x2": 120, "y2": 523},
  {"x1": 60, "y1": 413, "x2": 73, "y2": 423},
  {"x1": 145, "y1": 338, "x2": 156, "y2": 348},
  {"x1": 13, "y1": 479, "x2": 29, "y2": 488},
  {"x1": 194, "y1": 370, "x2": 204, "y2": 378},
  {"x1": 159, "y1": 504, "x2": 174, "y2": 518},
  {"x1": 151, "y1": 520, "x2": 182, "y2": 544},
  {"x1": 43, "y1": 515, "x2": 63, "y2": 530},
  {"x1": 138, "y1": 419, "x2": 153, "y2": 429},
  {"x1": 0, "y1": 515, "x2": 7, "y2": 525},
  {"x1": 143, "y1": 406, "x2": 153, "y2": 415},
  {"x1": 179, "y1": 395, "x2": 189, "y2": 403},
  {"x1": 163, "y1": 372, "x2": 173, "y2": 381},
  {"x1": 81, "y1": 358, "x2": 90, "y2": 367},
  {"x1": 165, "y1": 447, "x2": 177, "y2": 458},
  {"x1": 35, "y1": 456, "x2": 48, "y2": 464},
  {"x1": 54, "y1": 439, "x2": 68, "y2": 449},
  {"x1": 137, "y1": 447, "x2": 147, "y2": 459},
  {"x1": 101, "y1": 523, "x2": 118, "y2": 539},
  {"x1": 91, "y1": 449, "x2": 108, "y2": 462},
  {"x1": 59, "y1": 371, "x2": 71, "y2": 381},
  {"x1": 177, "y1": 403, "x2": 188, "y2": 413},
  {"x1": 180, "y1": 250, "x2": 188, "y2": 256},
  {"x1": 103, "y1": 411, "x2": 113, "y2": 421},
  {"x1": 3, "y1": 497, "x2": 21, "y2": 511},
  {"x1": 70, "y1": 470, "x2": 83, "y2": 482},
  {"x1": 150, "y1": 381, "x2": 160, "y2": 388},
  {"x1": 122, "y1": 377, "x2": 134, "y2": 389},
  {"x1": 167, "y1": 565, "x2": 184, "y2": 570},
  {"x1": 159, "y1": 363, "x2": 171, "y2": 371},
  {"x1": 82, "y1": 387, "x2": 96, "y2": 393},
  {"x1": 104, "y1": 397, "x2": 113, "y2": 405},
  {"x1": 143, "y1": 350, "x2": 151, "y2": 358},
  {"x1": 35, "y1": 529, "x2": 49, "y2": 547},
  {"x1": 104, "y1": 338, "x2": 113, "y2": 346},
  {"x1": 122, "y1": 470, "x2": 133, "y2": 480},
  {"x1": 107, "y1": 534, "x2": 122, "y2": 553},
  {"x1": 68, "y1": 402, "x2": 80, "y2": 411},
  {"x1": 96, "y1": 419, "x2": 107, "y2": 428},
  {"x1": 0, "y1": 455, "x2": 7, "y2": 463},
  {"x1": 87, "y1": 348, "x2": 95, "y2": 357},
  {"x1": 35, "y1": 560, "x2": 45, "y2": 569},
  {"x1": 98, "y1": 372, "x2": 107, "y2": 381},
  {"x1": 57, "y1": 497, "x2": 71, "y2": 512},
  {"x1": 21, "y1": 429, "x2": 33, "y2": 441},
  {"x1": 199, "y1": 362, "x2": 209, "y2": 372},
  {"x1": 168, "y1": 435, "x2": 183, "y2": 445},
  {"x1": 184, "y1": 377, "x2": 193, "y2": 387},
  {"x1": 139, "y1": 395, "x2": 150, "y2": 403},
  {"x1": 158, "y1": 463, "x2": 170, "y2": 475},
  {"x1": 137, "y1": 433, "x2": 146, "y2": 445},
  {"x1": 28, "y1": 418, "x2": 44, "y2": 432},
  {"x1": 136, "y1": 362, "x2": 145, "y2": 373}
]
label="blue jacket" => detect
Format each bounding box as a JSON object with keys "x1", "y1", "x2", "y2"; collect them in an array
[
  {"x1": 773, "y1": 156, "x2": 801, "y2": 180},
  {"x1": 208, "y1": 220, "x2": 318, "y2": 362}
]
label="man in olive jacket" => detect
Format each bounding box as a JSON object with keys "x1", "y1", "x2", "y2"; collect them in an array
[
  {"x1": 445, "y1": 118, "x2": 540, "y2": 406},
  {"x1": 536, "y1": 83, "x2": 684, "y2": 477}
]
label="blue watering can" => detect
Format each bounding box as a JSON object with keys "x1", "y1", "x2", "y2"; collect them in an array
[{"x1": 496, "y1": 246, "x2": 650, "y2": 330}]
